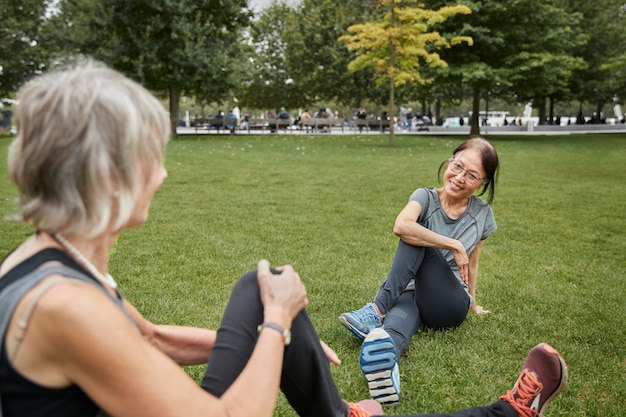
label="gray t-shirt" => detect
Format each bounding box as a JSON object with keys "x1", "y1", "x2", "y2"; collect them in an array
[{"x1": 409, "y1": 187, "x2": 497, "y2": 292}]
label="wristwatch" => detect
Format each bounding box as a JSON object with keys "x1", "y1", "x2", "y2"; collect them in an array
[{"x1": 257, "y1": 322, "x2": 291, "y2": 346}]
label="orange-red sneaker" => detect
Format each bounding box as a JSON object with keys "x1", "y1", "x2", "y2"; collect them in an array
[
  {"x1": 499, "y1": 343, "x2": 568, "y2": 417},
  {"x1": 346, "y1": 399, "x2": 384, "y2": 417}
]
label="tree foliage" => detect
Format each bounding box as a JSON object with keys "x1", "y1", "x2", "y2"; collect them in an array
[
  {"x1": 339, "y1": 1, "x2": 472, "y2": 86},
  {"x1": 238, "y1": 2, "x2": 306, "y2": 111},
  {"x1": 428, "y1": 0, "x2": 586, "y2": 134},
  {"x1": 46, "y1": 0, "x2": 251, "y2": 135},
  {"x1": 1, "y1": 0, "x2": 624, "y2": 132},
  {"x1": 556, "y1": 0, "x2": 626, "y2": 119},
  {"x1": 339, "y1": 0, "x2": 472, "y2": 144},
  {"x1": 286, "y1": 0, "x2": 384, "y2": 108},
  {"x1": 0, "y1": 0, "x2": 49, "y2": 99}
]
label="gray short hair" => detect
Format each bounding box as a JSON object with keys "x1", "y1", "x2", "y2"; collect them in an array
[{"x1": 8, "y1": 60, "x2": 170, "y2": 237}]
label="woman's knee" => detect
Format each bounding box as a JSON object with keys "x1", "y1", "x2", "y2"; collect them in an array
[{"x1": 230, "y1": 270, "x2": 260, "y2": 297}]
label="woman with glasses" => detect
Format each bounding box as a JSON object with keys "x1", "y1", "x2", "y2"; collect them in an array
[{"x1": 338, "y1": 138, "x2": 500, "y2": 405}]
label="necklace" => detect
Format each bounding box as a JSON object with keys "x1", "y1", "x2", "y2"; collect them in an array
[{"x1": 52, "y1": 233, "x2": 118, "y2": 289}]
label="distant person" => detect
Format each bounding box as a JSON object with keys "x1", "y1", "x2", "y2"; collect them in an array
[
  {"x1": 406, "y1": 108, "x2": 414, "y2": 131},
  {"x1": 298, "y1": 108, "x2": 312, "y2": 131},
  {"x1": 243, "y1": 112, "x2": 250, "y2": 130},
  {"x1": 277, "y1": 107, "x2": 290, "y2": 119},
  {"x1": 232, "y1": 99, "x2": 241, "y2": 121},
  {"x1": 380, "y1": 111, "x2": 389, "y2": 133},
  {"x1": 212, "y1": 109, "x2": 224, "y2": 131},
  {"x1": 275, "y1": 107, "x2": 291, "y2": 132},
  {"x1": 314, "y1": 107, "x2": 329, "y2": 118},
  {"x1": 576, "y1": 108, "x2": 585, "y2": 125},
  {"x1": 225, "y1": 109, "x2": 238, "y2": 133},
  {"x1": 355, "y1": 107, "x2": 368, "y2": 133}
]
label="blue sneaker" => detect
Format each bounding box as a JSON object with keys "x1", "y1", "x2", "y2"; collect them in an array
[
  {"x1": 338, "y1": 303, "x2": 383, "y2": 340},
  {"x1": 360, "y1": 328, "x2": 400, "y2": 404}
]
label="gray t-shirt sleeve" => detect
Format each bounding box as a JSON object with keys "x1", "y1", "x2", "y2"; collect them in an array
[{"x1": 408, "y1": 187, "x2": 431, "y2": 219}]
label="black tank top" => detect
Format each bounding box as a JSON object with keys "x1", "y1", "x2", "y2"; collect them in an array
[{"x1": 0, "y1": 248, "x2": 127, "y2": 417}]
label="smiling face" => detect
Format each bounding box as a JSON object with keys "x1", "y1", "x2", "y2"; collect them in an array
[{"x1": 443, "y1": 148, "x2": 486, "y2": 200}]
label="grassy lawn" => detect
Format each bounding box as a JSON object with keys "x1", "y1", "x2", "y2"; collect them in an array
[{"x1": 1, "y1": 133, "x2": 625, "y2": 416}]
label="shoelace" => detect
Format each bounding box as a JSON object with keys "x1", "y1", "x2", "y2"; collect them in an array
[
  {"x1": 499, "y1": 369, "x2": 543, "y2": 417},
  {"x1": 354, "y1": 305, "x2": 380, "y2": 325},
  {"x1": 347, "y1": 402, "x2": 371, "y2": 417}
]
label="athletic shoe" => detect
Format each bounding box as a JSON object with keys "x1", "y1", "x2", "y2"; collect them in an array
[
  {"x1": 499, "y1": 343, "x2": 568, "y2": 417},
  {"x1": 360, "y1": 328, "x2": 400, "y2": 404},
  {"x1": 338, "y1": 303, "x2": 383, "y2": 340},
  {"x1": 346, "y1": 400, "x2": 384, "y2": 416}
]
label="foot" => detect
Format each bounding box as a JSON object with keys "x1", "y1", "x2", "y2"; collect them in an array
[
  {"x1": 346, "y1": 400, "x2": 384, "y2": 416},
  {"x1": 499, "y1": 343, "x2": 568, "y2": 417},
  {"x1": 360, "y1": 328, "x2": 400, "y2": 404},
  {"x1": 338, "y1": 303, "x2": 383, "y2": 340}
]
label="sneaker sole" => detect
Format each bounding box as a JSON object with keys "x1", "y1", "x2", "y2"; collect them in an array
[
  {"x1": 338, "y1": 315, "x2": 367, "y2": 340},
  {"x1": 360, "y1": 329, "x2": 400, "y2": 404},
  {"x1": 537, "y1": 344, "x2": 569, "y2": 416}
]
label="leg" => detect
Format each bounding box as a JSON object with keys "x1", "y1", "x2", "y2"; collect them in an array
[
  {"x1": 201, "y1": 271, "x2": 349, "y2": 417},
  {"x1": 381, "y1": 289, "x2": 421, "y2": 355},
  {"x1": 380, "y1": 247, "x2": 470, "y2": 348},
  {"x1": 413, "y1": 248, "x2": 470, "y2": 330},
  {"x1": 392, "y1": 401, "x2": 517, "y2": 417},
  {"x1": 338, "y1": 241, "x2": 425, "y2": 340},
  {"x1": 357, "y1": 247, "x2": 469, "y2": 406},
  {"x1": 374, "y1": 342, "x2": 568, "y2": 417},
  {"x1": 374, "y1": 241, "x2": 427, "y2": 315}
]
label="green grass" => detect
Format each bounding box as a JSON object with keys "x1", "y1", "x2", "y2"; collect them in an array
[{"x1": 1, "y1": 133, "x2": 625, "y2": 416}]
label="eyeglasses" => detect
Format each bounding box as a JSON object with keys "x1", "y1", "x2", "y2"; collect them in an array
[{"x1": 447, "y1": 158, "x2": 484, "y2": 184}]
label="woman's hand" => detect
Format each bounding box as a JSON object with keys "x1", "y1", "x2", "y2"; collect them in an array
[
  {"x1": 451, "y1": 242, "x2": 470, "y2": 284},
  {"x1": 257, "y1": 259, "x2": 308, "y2": 328},
  {"x1": 470, "y1": 304, "x2": 490, "y2": 314},
  {"x1": 320, "y1": 340, "x2": 341, "y2": 366}
]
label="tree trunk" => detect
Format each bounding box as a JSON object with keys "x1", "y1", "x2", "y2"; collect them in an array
[
  {"x1": 470, "y1": 84, "x2": 481, "y2": 136},
  {"x1": 536, "y1": 97, "x2": 546, "y2": 125},
  {"x1": 387, "y1": 1, "x2": 396, "y2": 147},
  {"x1": 169, "y1": 85, "x2": 181, "y2": 138},
  {"x1": 389, "y1": 77, "x2": 395, "y2": 147},
  {"x1": 595, "y1": 100, "x2": 604, "y2": 123},
  {"x1": 549, "y1": 97, "x2": 555, "y2": 124}
]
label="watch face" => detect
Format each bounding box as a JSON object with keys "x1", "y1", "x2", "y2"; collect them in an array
[{"x1": 284, "y1": 329, "x2": 291, "y2": 345}]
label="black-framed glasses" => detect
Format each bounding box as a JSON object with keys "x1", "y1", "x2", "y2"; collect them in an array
[{"x1": 447, "y1": 158, "x2": 484, "y2": 184}]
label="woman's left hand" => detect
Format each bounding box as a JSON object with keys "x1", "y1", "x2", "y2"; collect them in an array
[
  {"x1": 320, "y1": 340, "x2": 341, "y2": 366},
  {"x1": 471, "y1": 304, "x2": 490, "y2": 314}
]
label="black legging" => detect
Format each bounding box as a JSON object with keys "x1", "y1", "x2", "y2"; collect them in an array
[
  {"x1": 200, "y1": 271, "x2": 516, "y2": 417},
  {"x1": 375, "y1": 242, "x2": 471, "y2": 354}
]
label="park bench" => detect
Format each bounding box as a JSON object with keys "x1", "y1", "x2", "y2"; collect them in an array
[
  {"x1": 301, "y1": 117, "x2": 345, "y2": 133},
  {"x1": 352, "y1": 118, "x2": 391, "y2": 132},
  {"x1": 194, "y1": 117, "x2": 239, "y2": 133},
  {"x1": 246, "y1": 118, "x2": 294, "y2": 132}
]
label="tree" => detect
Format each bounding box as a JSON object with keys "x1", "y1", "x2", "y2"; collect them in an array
[
  {"x1": 285, "y1": 0, "x2": 384, "y2": 109},
  {"x1": 428, "y1": 0, "x2": 585, "y2": 135},
  {"x1": 48, "y1": 0, "x2": 251, "y2": 135},
  {"x1": 339, "y1": 0, "x2": 472, "y2": 145},
  {"x1": 557, "y1": 0, "x2": 626, "y2": 122},
  {"x1": 238, "y1": 1, "x2": 307, "y2": 111},
  {"x1": 0, "y1": 0, "x2": 50, "y2": 99}
]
